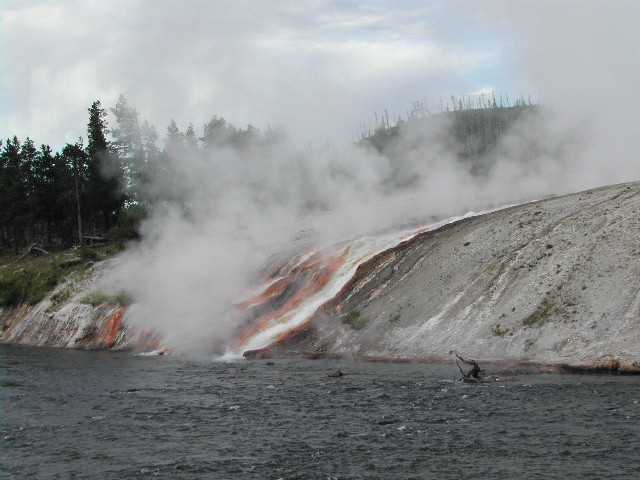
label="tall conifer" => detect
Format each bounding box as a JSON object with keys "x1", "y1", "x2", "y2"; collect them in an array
[{"x1": 87, "y1": 100, "x2": 122, "y2": 232}]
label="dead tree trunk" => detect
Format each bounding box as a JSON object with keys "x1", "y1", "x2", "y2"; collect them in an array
[{"x1": 10, "y1": 243, "x2": 52, "y2": 265}]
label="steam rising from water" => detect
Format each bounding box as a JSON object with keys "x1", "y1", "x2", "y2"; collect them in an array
[{"x1": 104, "y1": 3, "x2": 640, "y2": 354}]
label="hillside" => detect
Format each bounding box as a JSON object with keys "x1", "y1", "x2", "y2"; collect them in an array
[
  {"x1": 248, "y1": 181, "x2": 640, "y2": 371},
  {"x1": 0, "y1": 249, "x2": 155, "y2": 351},
  {"x1": 2, "y1": 181, "x2": 640, "y2": 372}
]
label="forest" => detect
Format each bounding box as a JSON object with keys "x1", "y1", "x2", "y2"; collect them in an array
[
  {"x1": 0, "y1": 95, "x2": 271, "y2": 255},
  {"x1": 0, "y1": 93, "x2": 538, "y2": 255}
]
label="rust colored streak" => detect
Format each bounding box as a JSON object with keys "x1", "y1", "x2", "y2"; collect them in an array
[
  {"x1": 102, "y1": 307, "x2": 125, "y2": 348},
  {"x1": 236, "y1": 249, "x2": 335, "y2": 310},
  {"x1": 236, "y1": 248, "x2": 319, "y2": 310},
  {"x1": 236, "y1": 276, "x2": 296, "y2": 310},
  {"x1": 233, "y1": 252, "x2": 346, "y2": 349},
  {"x1": 132, "y1": 329, "x2": 163, "y2": 351},
  {"x1": 273, "y1": 317, "x2": 313, "y2": 343},
  {"x1": 316, "y1": 234, "x2": 428, "y2": 316}
]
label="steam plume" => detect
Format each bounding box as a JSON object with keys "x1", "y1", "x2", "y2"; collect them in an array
[{"x1": 103, "y1": 3, "x2": 640, "y2": 354}]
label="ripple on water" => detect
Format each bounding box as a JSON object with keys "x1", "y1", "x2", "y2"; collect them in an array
[{"x1": 2, "y1": 346, "x2": 640, "y2": 479}]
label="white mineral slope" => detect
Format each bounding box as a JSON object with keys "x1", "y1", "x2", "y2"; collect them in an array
[
  {"x1": 287, "y1": 181, "x2": 640, "y2": 369},
  {"x1": 0, "y1": 259, "x2": 134, "y2": 350}
]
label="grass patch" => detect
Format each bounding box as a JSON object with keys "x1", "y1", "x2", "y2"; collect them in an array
[
  {"x1": 50, "y1": 287, "x2": 71, "y2": 306},
  {"x1": 522, "y1": 298, "x2": 555, "y2": 327},
  {"x1": 59, "y1": 258, "x2": 83, "y2": 269},
  {"x1": 0, "y1": 245, "x2": 122, "y2": 308},
  {"x1": 77, "y1": 246, "x2": 99, "y2": 262},
  {"x1": 80, "y1": 290, "x2": 130, "y2": 308},
  {"x1": 113, "y1": 291, "x2": 132, "y2": 306},
  {"x1": 0, "y1": 254, "x2": 129, "y2": 309},
  {"x1": 80, "y1": 291, "x2": 110, "y2": 307},
  {"x1": 0, "y1": 256, "x2": 87, "y2": 307},
  {"x1": 342, "y1": 310, "x2": 369, "y2": 330},
  {"x1": 491, "y1": 323, "x2": 511, "y2": 337}
]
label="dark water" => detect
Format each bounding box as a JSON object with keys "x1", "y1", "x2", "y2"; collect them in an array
[{"x1": 1, "y1": 345, "x2": 639, "y2": 480}]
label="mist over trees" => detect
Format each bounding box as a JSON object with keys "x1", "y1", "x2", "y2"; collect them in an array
[
  {"x1": 360, "y1": 93, "x2": 539, "y2": 184},
  {"x1": 0, "y1": 95, "x2": 279, "y2": 254},
  {"x1": 0, "y1": 93, "x2": 539, "y2": 255}
]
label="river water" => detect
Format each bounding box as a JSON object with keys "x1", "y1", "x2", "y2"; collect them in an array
[{"x1": 2, "y1": 344, "x2": 639, "y2": 479}]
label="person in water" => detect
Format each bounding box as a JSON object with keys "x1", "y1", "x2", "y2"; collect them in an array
[{"x1": 456, "y1": 354, "x2": 481, "y2": 379}]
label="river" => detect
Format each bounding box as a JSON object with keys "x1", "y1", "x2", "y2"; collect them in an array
[{"x1": 2, "y1": 344, "x2": 639, "y2": 479}]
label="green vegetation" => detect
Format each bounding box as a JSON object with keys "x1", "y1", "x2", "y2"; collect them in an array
[
  {"x1": 1, "y1": 92, "x2": 280, "y2": 308},
  {"x1": 106, "y1": 204, "x2": 146, "y2": 242},
  {"x1": 359, "y1": 94, "x2": 539, "y2": 181},
  {"x1": 342, "y1": 310, "x2": 369, "y2": 330},
  {"x1": 0, "y1": 254, "x2": 89, "y2": 307},
  {"x1": 113, "y1": 291, "x2": 132, "y2": 306},
  {"x1": 80, "y1": 291, "x2": 110, "y2": 307},
  {"x1": 77, "y1": 246, "x2": 99, "y2": 262},
  {"x1": 0, "y1": 246, "x2": 116, "y2": 308},
  {"x1": 80, "y1": 289, "x2": 130, "y2": 308},
  {"x1": 522, "y1": 298, "x2": 556, "y2": 327},
  {"x1": 0, "y1": 100, "x2": 128, "y2": 254},
  {"x1": 491, "y1": 323, "x2": 512, "y2": 337},
  {"x1": 50, "y1": 287, "x2": 71, "y2": 306},
  {"x1": 0, "y1": 96, "x2": 272, "y2": 256}
]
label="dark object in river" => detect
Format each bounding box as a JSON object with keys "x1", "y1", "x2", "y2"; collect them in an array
[
  {"x1": 328, "y1": 369, "x2": 344, "y2": 377},
  {"x1": 462, "y1": 376, "x2": 492, "y2": 384},
  {"x1": 456, "y1": 353, "x2": 482, "y2": 380}
]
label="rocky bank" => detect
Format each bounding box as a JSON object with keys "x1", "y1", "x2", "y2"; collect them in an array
[{"x1": 0, "y1": 258, "x2": 154, "y2": 351}]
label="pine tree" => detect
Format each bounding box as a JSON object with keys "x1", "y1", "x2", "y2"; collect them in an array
[
  {"x1": 110, "y1": 94, "x2": 143, "y2": 160},
  {"x1": 86, "y1": 100, "x2": 123, "y2": 232},
  {"x1": 201, "y1": 116, "x2": 228, "y2": 150},
  {"x1": 20, "y1": 138, "x2": 39, "y2": 243},
  {"x1": 185, "y1": 123, "x2": 199, "y2": 154},
  {"x1": 164, "y1": 119, "x2": 184, "y2": 159},
  {"x1": 60, "y1": 140, "x2": 88, "y2": 245},
  {"x1": 141, "y1": 120, "x2": 160, "y2": 162},
  {"x1": 52, "y1": 150, "x2": 77, "y2": 247},
  {"x1": 0, "y1": 137, "x2": 26, "y2": 253},
  {"x1": 32, "y1": 144, "x2": 59, "y2": 244},
  {"x1": 110, "y1": 94, "x2": 144, "y2": 198},
  {"x1": 87, "y1": 101, "x2": 109, "y2": 163}
]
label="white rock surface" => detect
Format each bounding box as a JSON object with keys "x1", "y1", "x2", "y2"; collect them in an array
[{"x1": 278, "y1": 181, "x2": 640, "y2": 369}]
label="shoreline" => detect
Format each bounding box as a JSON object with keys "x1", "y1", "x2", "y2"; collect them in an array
[{"x1": 242, "y1": 347, "x2": 640, "y2": 375}]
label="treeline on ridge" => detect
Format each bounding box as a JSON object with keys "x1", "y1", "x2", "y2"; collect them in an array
[
  {"x1": 1, "y1": 93, "x2": 538, "y2": 256},
  {"x1": 0, "y1": 95, "x2": 278, "y2": 255},
  {"x1": 360, "y1": 93, "x2": 539, "y2": 180}
]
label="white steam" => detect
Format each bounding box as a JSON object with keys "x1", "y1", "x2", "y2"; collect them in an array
[
  {"x1": 103, "y1": 3, "x2": 640, "y2": 354},
  {"x1": 483, "y1": 1, "x2": 640, "y2": 189},
  {"x1": 102, "y1": 117, "x2": 577, "y2": 354}
]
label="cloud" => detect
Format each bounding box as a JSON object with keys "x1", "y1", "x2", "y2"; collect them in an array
[{"x1": 1, "y1": 1, "x2": 505, "y2": 148}]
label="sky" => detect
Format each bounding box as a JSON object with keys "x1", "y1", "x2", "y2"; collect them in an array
[
  {"x1": 2, "y1": 0, "x2": 519, "y2": 149},
  {"x1": 3, "y1": 1, "x2": 638, "y2": 152}
]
